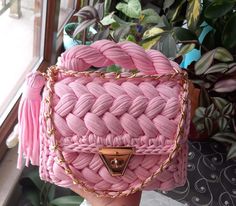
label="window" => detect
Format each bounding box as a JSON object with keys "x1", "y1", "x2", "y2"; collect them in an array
[
  {"x1": 0, "y1": 0, "x2": 81, "y2": 160},
  {"x1": 58, "y1": 0, "x2": 77, "y2": 32},
  {"x1": 0, "y1": 0, "x2": 44, "y2": 125}
]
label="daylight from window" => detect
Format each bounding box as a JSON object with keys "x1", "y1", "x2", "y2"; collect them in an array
[{"x1": 0, "y1": 0, "x2": 43, "y2": 125}]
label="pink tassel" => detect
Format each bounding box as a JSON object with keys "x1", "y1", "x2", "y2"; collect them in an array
[{"x1": 17, "y1": 72, "x2": 45, "y2": 169}]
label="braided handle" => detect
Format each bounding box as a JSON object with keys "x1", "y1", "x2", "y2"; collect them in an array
[{"x1": 59, "y1": 40, "x2": 180, "y2": 75}]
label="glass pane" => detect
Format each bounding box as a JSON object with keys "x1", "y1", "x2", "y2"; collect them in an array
[
  {"x1": 0, "y1": 0, "x2": 45, "y2": 125},
  {"x1": 58, "y1": 0, "x2": 75, "y2": 31}
]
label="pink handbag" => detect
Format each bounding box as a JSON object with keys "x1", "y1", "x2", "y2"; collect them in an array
[{"x1": 18, "y1": 40, "x2": 190, "y2": 197}]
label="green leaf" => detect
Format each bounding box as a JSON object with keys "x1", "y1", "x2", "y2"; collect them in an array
[
  {"x1": 177, "y1": 43, "x2": 195, "y2": 56},
  {"x1": 113, "y1": 25, "x2": 130, "y2": 42},
  {"x1": 24, "y1": 189, "x2": 40, "y2": 206},
  {"x1": 104, "y1": 0, "x2": 112, "y2": 15},
  {"x1": 214, "y1": 47, "x2": 233, "y2": 62},
  {"x1": 50, "y1": 196, "x2": 84, "y2": 206},
  {"x1": 204, "y1": 1, "x2": 235, "y2": 19},
  {"x1": 218, "y1": 117, "x2": 228, "y2": 131},
  {"x1": 169, "y1": 0, "x2": 185, "y2": 22},
  {"x1": 142, "y1": 27, "x2": 164, "y2": 40},
  {"x1": 112, "y1": 15, "x2": 133, "y2": 25},
  {"x1": 48, "y1": 185, "x2": 56, "y2": 202},
  {"x1": 204, "y1": 117, "x2": 213, "y2": 135},
  {"x1": 195, "y1": 107, "x2": 206, "y2": 117},
  {"x1": 222, "y1": 103, "x2": 234, "y2": 115},
  {"x1": 195, "y1": 122, "x2": 205, "y2": 132},
  {"x1": 212, "y1": 97, "x2": 228, "y2": 110},
  {"x1": 142, "y1": 36, "x2": 161, "y2": 49},
  {"x1": 22, "y1": 170, "x2": 43, "y2": 191},
  {"x1": 205, "y1": 63, "x2": 228, "y2": 74},
  {"x1": 141, "y1": 27, "x2": 164, "y2": 49},
  {"x1": 194, "y1": 50, "x2": 215, "y2": 75},
  {"x1": 163, "y1": 0, "x2": 175, "y2": 10},
  {"x1": 174, "y1": 27, "x2": 198, "y2": 41},
  {"x1": 186, "y1": 0, "x2": 201, "y2": 30},
  {"x1": 227, "y1": 143, "x2": 236, "y2": 160},
  {"x1": 222, "y1": 14, "x2": 236, "y2": 48},
  {"x1": 101, "y1": 12, "x2": 116, "y2": 25},
  {"x1": 162, "y1": 15, "x2": 172, "y2": 29},
  {"x1": 205, "y1": 104, "x2": 215, "y2": 117},
  {"x1": 93, "y1": 28, "x2": 110, "y2": 41},
  {"x1": 155, "y1": 33, "x2": 177, "y2": 58},
  {"x1": 211, "y1": 132, "x2": 236, "y2": 144},
  {"x1": 141, "y1": 9, "x2": 161, "y2": 24},
  {"x1": 126, "y1": 34, "x2": 136, "y2": 43},
  {"x1": 116, "y1": 0, "x2": 141, "y2": 19},
  {"x1": 106, "y1": 65, "x2": 121, "y2": 73}
]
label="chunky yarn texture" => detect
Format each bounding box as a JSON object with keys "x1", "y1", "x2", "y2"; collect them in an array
[{"x1": 19, "y1": 40, "x2": 190, "y2": 197}]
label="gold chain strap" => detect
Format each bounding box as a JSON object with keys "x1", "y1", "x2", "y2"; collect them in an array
[{"x1": 43, "y1": 66, "x2": 189, "y2": 198}]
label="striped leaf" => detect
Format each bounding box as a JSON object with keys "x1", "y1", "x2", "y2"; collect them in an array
[
  {"x1": 142, "y1": 27, "x2": 164, "y2": 49},
  {"x1": 213, "y1": 79, "x2": 236, "y2": 93},
  {"x1": 227, "y1": 143, "x2": 236, "y2": 160},
  {"x1": 186, "y1": 0, "x2": 201, "y2": 30},
  {"x1": 211, "y1": 133, "x2": 236, "y2": 144},
  {"x1": 215, "y1": 47, "x2": 233, "y2": 62},
  {"x1": 116, "y1": 0, "x2": 141, "y2": 19},
  {"x1": 205, "y1": 63, "x2": 228, "y2": 74},
  {"x1": 194, "y1": 50, "x2": 215, "y2": 75},
  {"x1": 177, "y1": 43, "x2": 195, "y2": 56}
]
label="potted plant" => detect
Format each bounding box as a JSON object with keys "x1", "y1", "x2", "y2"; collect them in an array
[
  {"x1": 63, "y1": 0, "x2": 162, "y2": 49},
  {"x1": 63, "y1": 0, "x2": 112, "y2": 50},
  {"x1": 64, "y1": 0, "x2": 236, "y2": 159},
  {"x1": 138, "y1": 0, "x2": 236, "y2": 159}
]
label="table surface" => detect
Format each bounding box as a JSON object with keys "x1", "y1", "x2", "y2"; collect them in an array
[{"x1": 161, "y1": 140, "x2": 236, "y2": 206}]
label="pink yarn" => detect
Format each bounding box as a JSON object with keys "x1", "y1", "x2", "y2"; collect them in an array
[
  {"x1": 59, "y1": 40, "x2": 176, "y2": 74},
  {"x1": 18, "y1": 72, "x2": 45, "y2": 168},
  {"x1": 18, "y1": 40, "x2": 190, "y2": 197}
]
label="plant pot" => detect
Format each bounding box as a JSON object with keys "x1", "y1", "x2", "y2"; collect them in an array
[
  {"x1": 188, "y1": 82, "x2": 205, "y2": 140},
  {"x1": 63, "y1": 22, "x2": 92, "y2": 50}
]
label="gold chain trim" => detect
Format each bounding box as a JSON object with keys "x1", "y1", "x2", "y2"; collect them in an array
[{"x1": 43, "y1": 65, "x2": 189, "y2": 198}]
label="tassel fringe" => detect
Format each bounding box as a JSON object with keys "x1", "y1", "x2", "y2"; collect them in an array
[{"x1": 17, "y1": 72, "x2": 45, "y2": 168}]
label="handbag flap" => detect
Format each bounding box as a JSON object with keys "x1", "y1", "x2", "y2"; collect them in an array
[{"x1": 43, "y1": 68, "x2": 189, "y2": 156}]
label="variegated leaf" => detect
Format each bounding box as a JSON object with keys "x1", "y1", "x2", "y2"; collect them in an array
[{"x1": 186, "y1": 0, "x2": 201, "y2": 30}]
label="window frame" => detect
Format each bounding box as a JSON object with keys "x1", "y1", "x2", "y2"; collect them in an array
[{"x1": 0, "y1": 0, "x2": 81, "y2": 161}]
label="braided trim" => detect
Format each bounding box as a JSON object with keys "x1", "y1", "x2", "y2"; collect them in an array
[{"x1": 59, "y1": 40, "x2": 178, "y2": 74}]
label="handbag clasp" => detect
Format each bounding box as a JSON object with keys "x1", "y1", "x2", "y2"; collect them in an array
[{"x1": 99, "y1": 147, "x2": 134, "y2": 176}]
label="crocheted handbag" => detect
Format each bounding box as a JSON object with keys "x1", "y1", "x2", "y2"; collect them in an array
[{"x1": 17, "y1": 40, "x2": 190, "y2": 198}]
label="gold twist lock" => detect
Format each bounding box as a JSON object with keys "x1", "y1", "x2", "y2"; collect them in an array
[{"x1": 99, "y1": 147, "x2": 134, "y2": 176}]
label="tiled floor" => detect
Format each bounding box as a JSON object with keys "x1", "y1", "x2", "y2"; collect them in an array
[
  {"x1": 141, "y1": 191, "x2": 184, "y2": 206},
  {"x1": 80, "y1": 191, "x2": 184, "y2": 206}
]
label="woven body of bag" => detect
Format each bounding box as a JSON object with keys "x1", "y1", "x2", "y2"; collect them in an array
[{"x1": 18, "y1": 40, "x2": 190, "y2": 198}]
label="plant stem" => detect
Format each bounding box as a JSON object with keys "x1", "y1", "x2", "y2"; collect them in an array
[
  {"x1": 98, "y1": 21, "x2": 117, "y2": 42},
  {"x1": 82, "y1": 29, "x2": 86, "y2": 45},
  {"x1": 178, "y1": 40, "x2": 209, "y2": 52}
]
